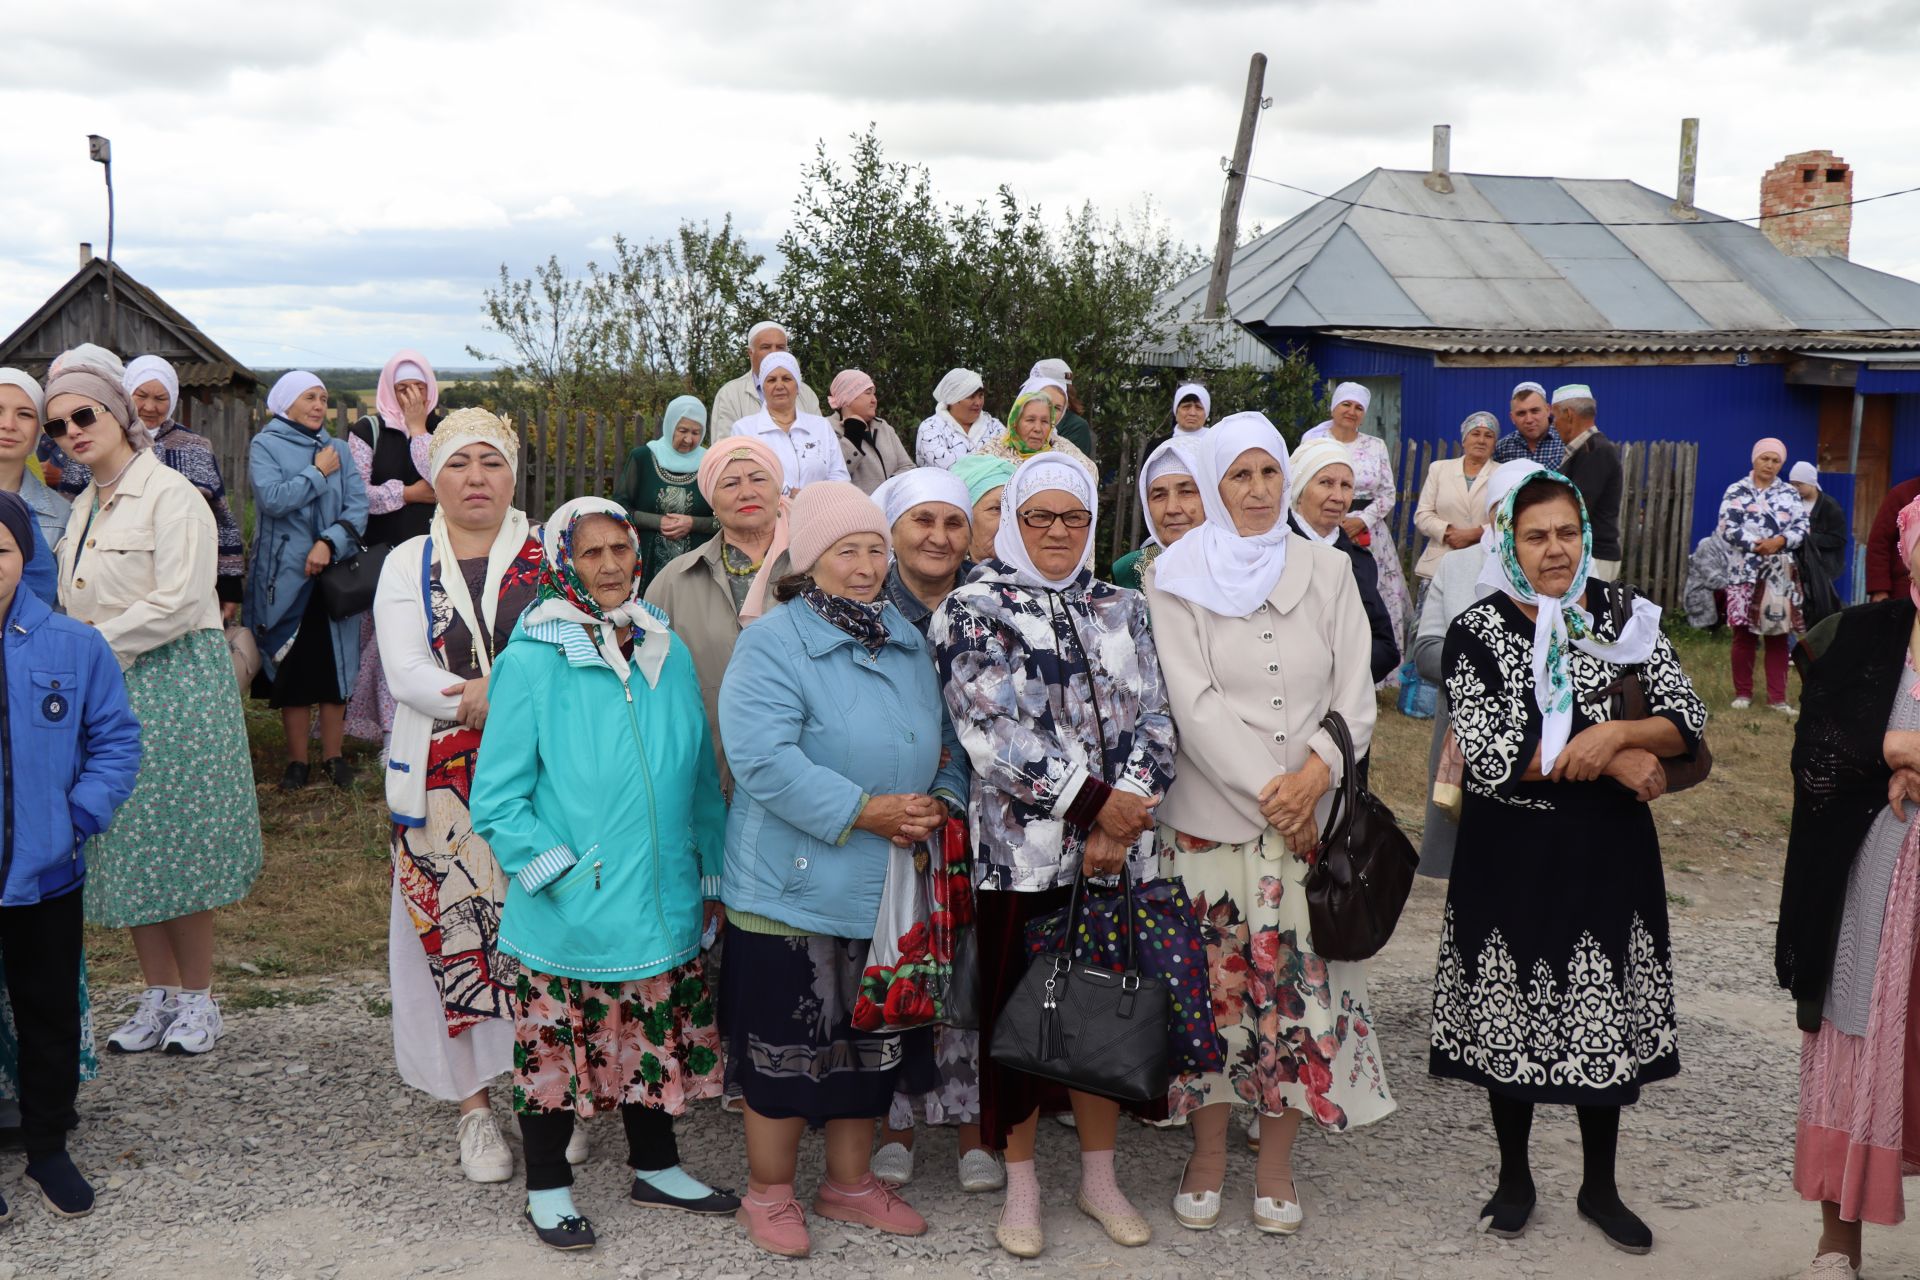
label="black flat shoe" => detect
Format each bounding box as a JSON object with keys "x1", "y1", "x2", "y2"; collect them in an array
[
  {"x1": 630, "y1": 1174, "x2": 741, "y2": 1215},
  {"x1": 1577, "y1": 1188, "x2": 1652, "y2": 1255},
  {"x1": 525, "y1": 1208, "x2": 596, "y2": 1251},
  {"x1": 1478, "y1": 1185, "x2": 1536, "y2": 1239},
  {"x1": 278, "y1": 761, "x2": 310, "y2": 792},
  {"x1": 321, "y1": 756, "x2": 355, "y2": 789},
  {"x1": 26, "y1": 1153, "x2": 94, "y2": 1218}
]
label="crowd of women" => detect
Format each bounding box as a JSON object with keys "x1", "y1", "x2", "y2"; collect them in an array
[{"x1": 0, "y1": 328, "x2": 1904, "y2": 1280}]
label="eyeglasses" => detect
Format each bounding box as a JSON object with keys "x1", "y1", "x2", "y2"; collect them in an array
[
  {"x1": 42, "y1": 405, "x2": 101, "y2": 439},
  {"x1": 1018, "y1": 509, "x2": 1093, "y2": 530}
]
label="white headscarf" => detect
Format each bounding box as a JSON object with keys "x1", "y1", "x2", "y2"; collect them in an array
[
  {"x1": 992, "y1": 452, "x2": 1098, "y2": 590},
  {"x1": 1138, "y1": 435, "x2": 1200, "y2": 548},
  {"x1": 122, "y1": 354, "x2": 179, "y2": 427},
  {"x1": 1475, "y1": 460, "x2": 1547, "y2": 553},
  {"x1": 1472, "y1": 470, "x2": 1663, "y2": 774},
  {"x1": 872, "y1": 467, "x2": 973, "y2": 531},
  {"x1": 1331, "y1": 381, "x2": 1371, "y2": 413},
  {"x1": 267, "y1": 370, "x2": 324, "y2": 418},
  {"x1": 755, "y1": 351, "x2": 803, "y2": 404},
  {"x1": 934, "y1": 368, "x2": 984, "y2": 408},
  {"x1": 1172, "y1": 382, "x2": 1210, "y2": 423},
  {"x1": 1154, "y1": 412, "x2": 1292, "y2": 617},
  {"x1": 0, "y1": 369, "x2": 44, "y2": 419},
  {"x1": 1286, "y1": 437, "x2": 1354, "y2": 544},
  {"x1": 1029, "y1": 358, "x2": 1071, "y2": 383},
  {"x1": 520, "y1": 497, "x2": 673, "y2": 688},
  {"x1": 1021, "y1": 375, "x2": 1068, "y2": 402}
]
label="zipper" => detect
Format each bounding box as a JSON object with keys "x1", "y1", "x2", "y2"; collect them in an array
[{"x1": 619, "y1": 676, "x2": 668, "y2": 937}]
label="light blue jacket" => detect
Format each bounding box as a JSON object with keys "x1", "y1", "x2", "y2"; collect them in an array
[
  {"x1": 719, "y1": 598, "x2": 967, "y2": 938},
  {"x1": 244, "y1": 416, "x2": 367, "y2": 695},
  {"x1": 471, "y1": 606, "x2": 727, "y2": 983}
]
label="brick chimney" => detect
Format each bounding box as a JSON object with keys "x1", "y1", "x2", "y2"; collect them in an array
[{"x1": 1760, "y1": 150, "x2": 1852, "y2": 258}]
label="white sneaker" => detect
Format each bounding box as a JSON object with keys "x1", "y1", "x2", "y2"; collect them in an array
[
  {"x1": 160, "y1": 993, "x2": 223, "y2": 1055},
  {"x1": 108, "y1": 988, "x2": 177, "y2": 1054},
  {"x1": 564, "y1": 1122, "x2": 589, "y2": 1166},
  {"x1": 1771, "y1": 702, "x2": 1799, "y2": 716},
  {"x1": 958, "y1": 1148, "x2": 1005, "y2": 1193},
  {"x1": 457, "y1": 1110, "x2": 513, "y2": 1183},
  {"x1": 1054, "y1": 1111, "x2": 1078, "y2": 1129},
  {"x1": 1729, "y1": 697, "x2": 1751, "y2": 710},
  {"x1": 871, "y1": 1141, "x2": 914, "y2": 1186}
]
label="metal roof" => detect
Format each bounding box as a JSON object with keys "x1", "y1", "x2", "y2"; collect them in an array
[
  {"x1": 1159, "y1": 169, "x2": 1920, "y2": 335},
  {"x1": 1320, "y1": 328, "x2": 1920, "y2": 356}
]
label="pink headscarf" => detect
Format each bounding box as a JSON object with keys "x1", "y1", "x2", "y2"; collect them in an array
[
  {"x1": 1751, "y1": 437, "x2": 1787, "y2": 465},
  {"x1": 376, "y1": 350, "x2": 439, "y2": 433},
  {"x1": 828, "y1": 369, "x2": 875, "y2": 412},
  {"x1": 696, "y1": 436, "x2": 790, "y2": 621},
  {"x1": 1897, "y1": 494, "x2": 1920, "y2": 610}
]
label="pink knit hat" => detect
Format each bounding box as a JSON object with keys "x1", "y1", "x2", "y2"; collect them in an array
[
  {"x1": 788, "y1": 481, "x2": 889, "y2": 572},
  {"x1": 828, "y1": 369, "x2": 875, "y2": 412}
]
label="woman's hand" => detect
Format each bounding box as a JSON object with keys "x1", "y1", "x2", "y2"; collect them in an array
[
  {"x1": 1603, "y1": 747, "x2": 1667, "y2": 803},
  {"x1": 221, "y1": 601, "x2": 241, "y2": 625},
  {"x1": 855, "y1": 793, "x2": 946, "y2": 846},
  {"x1": 1884, "y1": 731, "x2": 1920, "y2": 773},
  {"x1": 1444, "y1": 524, "x2": 1482, "y2": 549},
  {"x1": 1259, "y1": 755, "x2": 1331, "y2": 846},
  {"x1": 442, "y1": 675, "x2": 490, "y2": 731},
  {"x1": 1340, "y1": 515, "x2": 1367, "y2": 539},
  {"x1": 399, "y1": 382, "x2": 431, "y2": 433},
  {"x1": 1082, "y1": 827, "x2": 1130, "y2": 877},
  {"x1": 703, "y1": 900, "x2": 727, "y2": 937},
  {"x1": 659, "y1": 513, "x2": 694, "y2": 540},
  {"x1": 304, "y1": 540, "x2": 333, "y2": 577},
  {"x1": 1095, "y1": 789, "x2": 1159, "y2": 842},
  {"x1": 1754, "y1": 534, "x2": 1787, "y2": 555},
  {"x1": 1549, "y1": 722, "x2": 1624, "y2": 783},
  {"x1": 313, "y1": 445, "x2": 341, "y2": 477}
]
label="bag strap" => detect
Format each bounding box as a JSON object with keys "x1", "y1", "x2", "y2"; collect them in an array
[
  {"x1": 1317, "y1": 710, "x2": 1358, "y2": 851},
  {"x1": 1058, "y1": 861, "x2": 1139, "y2": 971}
]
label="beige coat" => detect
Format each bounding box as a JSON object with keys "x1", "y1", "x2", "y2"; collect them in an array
[
  {"x1": 643, "y1": 531, "x2": 791, "y2": 789},
  {"x1": 708, "y1": 371, "x2": 822, "y2": 439},
  {"x1": 1412, "y1": 455, "x2": 1493, "y2": 579},
  {"x1": 56, "y1": 449, "x2": 222, "y2": 670},
  {"x1": 1144, "y1": 540, "x2": 1377, "y2": 846},
  {"x1": 827, "y1": 413, "x2": 913, "y2": 494}
]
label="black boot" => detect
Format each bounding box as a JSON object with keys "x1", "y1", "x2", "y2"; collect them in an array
[
  {"x1": 278, "y1": 760, "x2": 311, "y2": 792},
  {"x1": 321, "y1": 756, "x2": 355, "y2": 789}
]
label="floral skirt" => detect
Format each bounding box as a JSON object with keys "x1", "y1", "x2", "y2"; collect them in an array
[
  {"x1": 85, "y1": 630, "x2": 264, "y2": 929},
  {"x1": 345, "y1": 612, "x2": 396, "y2": 742},
  {"x1": 511, "y1": 960, "x2": 722, "y2": 1119},
  {"x1": 890, "y1": 1026, "x2": 981, "y2": 1128},
  {"x1": 1161, "y1": 827, "x2": 1395, "y2": 1129}
]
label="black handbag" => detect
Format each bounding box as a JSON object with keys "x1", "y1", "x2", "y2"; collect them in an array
[
  {"x1": 1600, "y1": 585, "x2": 1713, "y2": 793},
  {"x1": 1303, "y1": 711, "x2": 1420, "y2": 962},
  {"x1": 316, "y1": 542, "x2": 389, "y2": 621},
  {"x1": 989, "y1": 866, "x2": 1170, "y2": 1104}
]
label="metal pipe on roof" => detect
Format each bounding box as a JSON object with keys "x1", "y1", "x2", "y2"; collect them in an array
[
  {"x1": 1671, "y1": 118, "x2": 1701, "y2": 221},
  {"x1": 1425, "y1": 125, "x2": 1454, "y2": 195}
]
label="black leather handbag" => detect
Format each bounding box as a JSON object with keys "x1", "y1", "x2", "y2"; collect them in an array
[
  {"x1": 990, "y1": 866, "x2": 1170, "y2": 1104},
  {"x1": 1303, "y1": 711, "x2": 1420, "y2": 962},
  {"x1": 316, "y1": 542, "x2": 389, "y2": 621}
]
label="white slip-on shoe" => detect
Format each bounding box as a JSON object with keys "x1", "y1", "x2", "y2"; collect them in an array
[
  {"x1": 458, "y1": 1110, "x2": 513, "y2": 1184},
  {"x1": 1798, "y1": 1252, "x2": 1858, "y2": 1279},
  {"x1": 871, "y1": 1141, "x2": 914, "y2": 1186},
  {"x1": 1253, "y1": 1193, "x2": 1304, "y2": 1234},
  {"x1": 1245, "y1": 1114, "x2": 1261, "y2": 1152},
  {"x1": 565, "y1": 1122, "x2": 589, "y2": 1166},
  {"x1": 159, "y1": 993, "x2": 223, "y2": 1056},
  {"x1": 107, "y1": 988, "x2": 176, "y2": 1054},
  {"x1": 957, "y1": 1148, "x2": 1004, "y2": 1193},
  {"x1": 1172, "y1": 1159, "x2": 1222, "y2": 1231}
]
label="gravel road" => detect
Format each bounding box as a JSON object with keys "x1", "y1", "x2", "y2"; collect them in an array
[{"x1": 4, "y1": 873, "x2": 1915, "y2": 1280}]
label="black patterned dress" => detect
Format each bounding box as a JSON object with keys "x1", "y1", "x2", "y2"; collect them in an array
[{"x1": 1429, "y1": 583, "x2": 1707, "y2": 1106}]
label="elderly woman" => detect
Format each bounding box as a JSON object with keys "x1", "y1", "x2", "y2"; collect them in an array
[
  {"x1": 1410, "y1": 460, "x2": 1543, "y2": 879},
  {"x1": 614, "y1": 396, "x2": 713, "y2": 593},
  {"x1": 1303, "y1": 383, "x2": 1411, "y2": 662},
  {"x1": 472, "y1": 497, "x2": 733, "y2": 1251},
  {"x1": 1780, "y1": 496, "x2": 1920, "y2": 1278},
  {"x1": 827, "y1": 370, "x2": 912, "y2": 494},
  {"x1": 975, "y1": 386, "x2": 1096, "y2": 473},
  {"x1": 1145, "y1": 413, "x2": 1391, "y2": 1235},
  {"x1": 952, "y1": 455, "x2": 1015, "y2": 565},
  {"x1": 1431, "y1": 469, "x2": 1706, "y2": 1254},
  {"x1": 249, "y1": 371, "x2": 368, "y2": 789},
  {"x1": 731, "y1": 353, "x2": 848, "y2": 493},
  {"x1": 1719, "y1": 438, "x2": 1810, "y2": 713},
  {"x1": 122, "y1": 356, "x2": 245, "y2": 617},
  {"x1": 1790, "y1": 462, "x2": 1848, "y2": 629},
  {"x1": 644, "y1": 436, "x2": 792, "y2": 795},
  {"x1": 710, "y1": 320, "x2": 823, "y2": 439},
  {"x1": 1149, "y1": 382, "x2": 1210, "y2": 456},
  {"x1": 48, "y1": 366, "x2": 263, "y2": 1059},
  {"x1": 1288, "y1": 439, "x2": 1400, "y2": 684},
  {"x1": 916, "y1": 368, "x2": 994, "y2": 469},
  {"x1": 1413, "y1": 411, "x2": 1499, "y2": 584},
  {"x1": 1112, "y1": 436, "x2": 1204, "y2": 590},
  {"x1": 930, "y1": 452, "x2": 1177, "y2": 1259},
  {"x1": 1028, "y1": 359, "x2": 1095, "y2": 458},
  {"x1": 374, "y1": 410, "x2": 543, "y2": 1184},
  {"x1": 717, "y1": 481, "x2": 965, "y2": 1258},
  {"x1": 0, "y1": 370, "x2": 63, "y2": 607}
]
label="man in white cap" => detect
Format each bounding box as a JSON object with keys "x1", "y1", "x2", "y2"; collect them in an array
[
  {"x1": 1492, "y1": 381, "x2": 1565, "y2": 470},
  {"x1": 708, "y1": 321, "x2": 822, "y2": 439},
  {"x1": 1552, "y1": 384, "x2": 1623, "y2": 581},
  {"x1": 1027, "y1": 358, "x2": 1094, "y2": 458}
]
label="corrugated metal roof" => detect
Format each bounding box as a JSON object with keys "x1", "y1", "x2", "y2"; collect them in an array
[
  {"x1": 1134, "y1": 318, "x2": 1282, "y2": 370},
  {"x1": 1158, "y1": 169, "x2": 1920, "y2": 335},
  {"x1": 1321, "y1": 328, "x2": 1920, "y2": 355}
]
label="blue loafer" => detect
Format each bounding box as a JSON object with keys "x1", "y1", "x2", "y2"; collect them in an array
[{"x1": 525, "y1": 1207, "x2": 595, "y2": 1251}]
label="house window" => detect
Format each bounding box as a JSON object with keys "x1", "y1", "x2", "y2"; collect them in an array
[
  {"x1": 1827, "y1": 168, "x2": 1847, "y2": 183},
  {"x1": 1802, "y1": 168, "x2": 1817, "y2": 182}
]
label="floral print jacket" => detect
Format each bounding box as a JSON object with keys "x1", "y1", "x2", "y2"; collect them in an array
[
  {"x1": 1716, "y1": 474, "x2": 1809, "y2": 587},
  {"x1": 930, "y1": 561, "x2": 1178, "y2": 892}
]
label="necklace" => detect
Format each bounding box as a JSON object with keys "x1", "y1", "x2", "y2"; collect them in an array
[
  {"x1": 91, "y1": 451, "x2": 139, "y2": 494},
  {"x1": 722, "y1": 543, "x2": 762, "y2": 577}
]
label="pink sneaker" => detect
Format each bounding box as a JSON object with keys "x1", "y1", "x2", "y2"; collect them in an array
[
  {"x1": 737, "y1": 1184, "x2": 811, "y2": 1258},
  {"x1": 813, "y1": 1175, "x2": 928, "y2": 1236}
]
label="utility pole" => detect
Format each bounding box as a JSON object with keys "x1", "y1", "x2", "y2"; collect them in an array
[
  {"x1": 88, "y1": 135, "x2": 115, "y2": 349},
  {"x1": 1204, "y1": 53, "x2": 1268, "y2": 318}
]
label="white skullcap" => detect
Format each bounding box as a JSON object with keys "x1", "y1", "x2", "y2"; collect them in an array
[
  {"x1": 1789, "y1": 460, "x2": 1820, "y2": 489},
  {"x1": 934, "y1": 367, "x2": 984, "y2": 407},
  {"x1": 1330, "y1": 381, "x2": 1370, "y2": 413},
  {"x1": 1551, "y1": 383, "x2": 1593, "y2": 405},
  {"x1": 1511, "y1": 380, "x2": 1547, "y2": 401},
  {"x1": 1029, "y1": 358, "x2": 1071, "y2": 382},
  {"x1": 871, "y1": 467, "x2": 974, "y2": 531},
  {"x1": 746, "y1": 320, "x2": 787, "y2": 346}
]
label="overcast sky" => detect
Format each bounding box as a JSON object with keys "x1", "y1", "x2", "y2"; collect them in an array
[{"x1": 7, "y1": 0, "x2": 1918, "y2": 370}]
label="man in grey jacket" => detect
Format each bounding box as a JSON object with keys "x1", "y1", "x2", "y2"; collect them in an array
[{"x1": 707, "y1": 321, "x2": 822, "y2": 439}]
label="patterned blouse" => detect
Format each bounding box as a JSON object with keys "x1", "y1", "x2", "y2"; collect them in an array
[
  {"x1": 1716, "y1": 474, "x2": 1809, "y2": 587},
  {"x1": 1443, "y1": 585, "x2": 1708, "y2": 812},
  {"x1": 930, "y1": 562, "x2": 1178, "y2": 892},
  {"x1": 151, "y1": 421, "x2": 246, "y2": 597}
]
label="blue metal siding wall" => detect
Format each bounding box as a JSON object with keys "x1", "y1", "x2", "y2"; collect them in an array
[{"x1": 1307, "y1": 337, "x2": 1824, "y2": 547}]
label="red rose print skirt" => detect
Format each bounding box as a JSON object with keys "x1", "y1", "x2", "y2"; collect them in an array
[{"x1": 511, "y1": 959, "x2": 723, "y2": 1118}]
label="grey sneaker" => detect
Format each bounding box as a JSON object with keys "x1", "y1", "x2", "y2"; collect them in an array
[
  {"x1": 957, "y1": 1148, "x2": 1004, "y2": 1192},
  {"x1": 107, "y1": 988, "x2": 176, "y2": 1054},
  {"x1": 871, "y1": 1141, "x2": 913, "y2": 1186},
  {"x1": 160, "y1": 993, "x2": 223, "y2": 1055}
]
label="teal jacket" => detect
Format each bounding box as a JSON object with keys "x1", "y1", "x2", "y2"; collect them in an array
[
  {"x1": 719, "y1": 597, "x2": 967, "y2": 938},
  {"x1": 471, "y1": 605, "x2": 726, "y2": 983}
]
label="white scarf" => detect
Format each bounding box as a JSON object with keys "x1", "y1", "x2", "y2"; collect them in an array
[
  {"x1": 428, "y1": 505, "x2": 531, "y2": 680},
  {"x1": 992, "y1": 453, "x2": 1099, "y2": 590},
  {"x1": 1286, "y1": 437, "x2": 1353, "y2": 546},
  {"x1": 1153, "y1": 413, "x2": 1292, "y2": 617},
  {"x1": 521, "y1": 497, "x2": 673, "y2": 688},
  {"x1": 1138, "y1": 436, "x2": 1200, "y2": 548}
]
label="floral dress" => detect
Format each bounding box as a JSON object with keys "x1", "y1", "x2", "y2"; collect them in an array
[
  {"x1": 1430, "y1": 585, "x2": 1707, "y2": 1104},
  {"x1": 1302, "y1": 426, "x2": 1410, "y2": 668},
  {"x1": 1716, "y1": 474, "x2": 1810, "y2": 632}
]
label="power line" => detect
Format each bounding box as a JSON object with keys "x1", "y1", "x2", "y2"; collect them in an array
[{"x1": 1229, "y1": 167, "x2": 1920, "y2": 228}]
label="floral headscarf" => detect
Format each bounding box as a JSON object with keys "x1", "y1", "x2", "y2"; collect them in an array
[
  {"x1": 520, "y1": 497, "x2": 671, "y2": 687},
  {"x1": 1003, "y1": 388, "x2": 1061, "y2": 458}
]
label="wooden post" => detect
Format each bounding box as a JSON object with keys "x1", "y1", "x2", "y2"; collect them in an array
[
  {"x1": 591, "y1": 410, "x2": 606, "y2": 498},
  {"x1": 1202, "y1": 53, "x2": 1268, "y2": 319}
]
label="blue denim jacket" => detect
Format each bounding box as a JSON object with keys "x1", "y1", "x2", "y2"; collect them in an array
[{"x1": 244, "y1": 416, "x2": 367, "y2": 692}]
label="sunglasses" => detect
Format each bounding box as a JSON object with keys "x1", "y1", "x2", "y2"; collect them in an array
[
  {"x1": 43, "y1": 405, "x2": 103, "y2": 439},
  {"x1": 1017, "y1": 509, "x2": 1093, "y2": 530}
]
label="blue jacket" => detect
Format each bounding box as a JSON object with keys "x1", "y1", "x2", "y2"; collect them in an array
[
  {"x1": 471, "y1": 606, "x2": 728, "y2": 983},
  {"x1": 719, "y1": 598, "x2": 967, "y2": 938},
  {"x1": 0, "y1": 587, "x2": 142, "y2": 906},
  {"x1": 244, "y1": 416, "x2": 367, "y2": 694}
]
